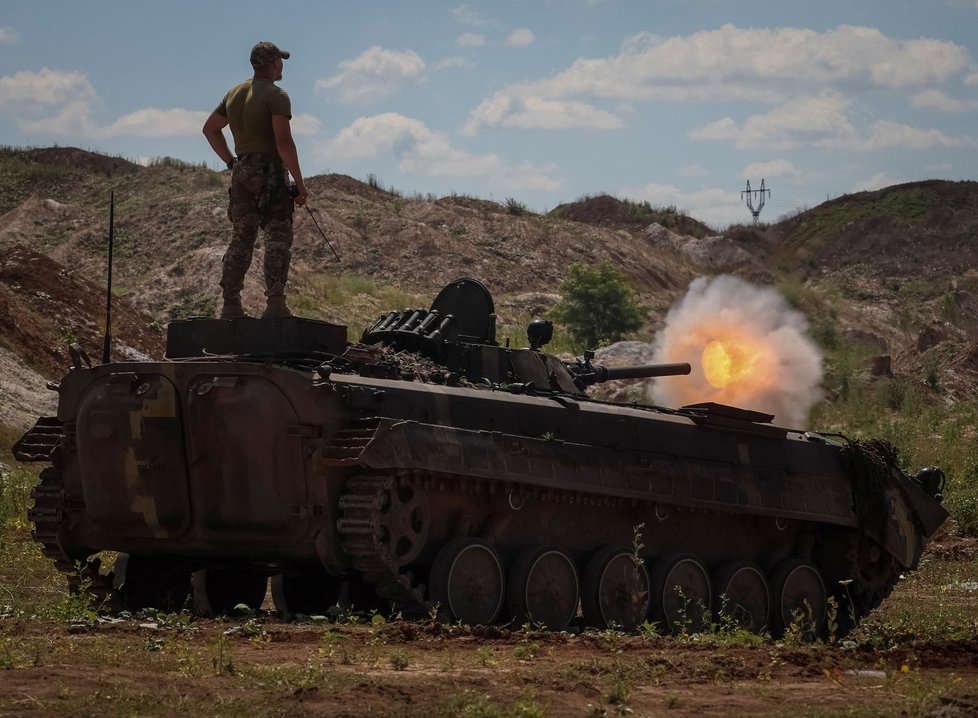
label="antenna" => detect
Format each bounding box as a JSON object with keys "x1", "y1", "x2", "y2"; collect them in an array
[
  {"x1": 741, "y1": 179, "x2": 771, "y2": 224},
  {"x1": 102, "y1": 191, "x2": 114, "y2": 364}
]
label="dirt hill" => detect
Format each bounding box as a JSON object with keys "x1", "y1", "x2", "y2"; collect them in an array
[{"x1": 1, "y1": 146, "x2": 977, "y2": 429}]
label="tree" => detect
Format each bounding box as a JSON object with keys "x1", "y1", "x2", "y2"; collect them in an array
[{"x1": 550, "y1": 262, "x2": 645, "y2": 351}]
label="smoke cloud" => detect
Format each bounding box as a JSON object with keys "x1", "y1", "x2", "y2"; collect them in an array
[{"x1": 650, "y1": 275, "x2": 823, "y2": 427}]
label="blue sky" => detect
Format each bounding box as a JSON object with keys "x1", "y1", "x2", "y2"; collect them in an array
[{"x1": 2, "y1": 1, "x2": 977, "y2": 227}]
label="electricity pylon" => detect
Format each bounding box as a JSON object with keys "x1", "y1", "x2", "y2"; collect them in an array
[{"x1": 742, "y1": 179, "x2": 771, "y2": 224}]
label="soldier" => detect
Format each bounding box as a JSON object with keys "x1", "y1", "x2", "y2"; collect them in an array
[{"x1": 202, "y1": 41, "x2": 309, "y2": 319}]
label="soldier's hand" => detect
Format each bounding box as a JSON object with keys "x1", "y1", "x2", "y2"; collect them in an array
[{"x1": 293, "y1": 187, "x2": 308, "y2": 207}]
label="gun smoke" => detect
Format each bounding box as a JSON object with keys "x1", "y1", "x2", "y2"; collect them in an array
[{"x1": 650, "y1": 275, "x2": 823, "y2": 427}]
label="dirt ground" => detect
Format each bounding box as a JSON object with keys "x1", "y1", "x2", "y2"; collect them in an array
[{"x1": 2, "y1": 616, "x2": 978, "y2": 718}]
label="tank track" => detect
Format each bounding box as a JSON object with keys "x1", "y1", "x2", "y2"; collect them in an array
[
  {"x1": 28, "y1": 466, "x2": 122, "y2": 612},
  {"x1": 337, "y1": 474, "x2": 432, "y2": 616},
  {"x1": 29, "y1": 463, "x2": 904, "y2": 627},
  {"x1": 336, "y1": 470, "x2": 905, "y2": 629}
]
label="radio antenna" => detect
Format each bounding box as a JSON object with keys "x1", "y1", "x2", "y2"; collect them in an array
[{"x1": 102, "y1": 190, "x2": 114, "y2": 364}]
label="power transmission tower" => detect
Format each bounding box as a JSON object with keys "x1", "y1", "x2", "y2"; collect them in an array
[{"x1": 741, "y1": 179, "x2": 771, "y2": 224}]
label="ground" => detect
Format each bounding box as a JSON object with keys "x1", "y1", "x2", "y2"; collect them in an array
[
  {"x1": 2, "y1": 537, "x2": 978, "y2": 718},
  {"x1": 2, "y1": 617, "x2": 978, "y2": 717}
]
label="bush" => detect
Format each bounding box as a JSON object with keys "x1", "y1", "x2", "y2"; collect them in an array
[
  {"x1": 505, "y1": 197, "x2": 528, "y2": 216},
  {"x1": 945, "y1": 461, "x2": 978, "y2": 536},
  {"x1": 549, "y1": 262, "x2": 645, "y2": 351}
]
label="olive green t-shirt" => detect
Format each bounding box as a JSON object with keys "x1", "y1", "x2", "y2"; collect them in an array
[{"x1": 216, "y1": 79, "x2": 292, "y2": 156}]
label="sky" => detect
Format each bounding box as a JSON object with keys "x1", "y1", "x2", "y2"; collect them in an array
[{"x1": 2, "y1": 1, "x2": 977, "y2": 227}]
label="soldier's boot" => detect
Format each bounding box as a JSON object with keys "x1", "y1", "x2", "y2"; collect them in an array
[
  {"x1": 219, "y1": 293, "x2": 247, "y2": 319},
  {"x1": 262, "y1": 295, "x2": 293, "y2": 319}
]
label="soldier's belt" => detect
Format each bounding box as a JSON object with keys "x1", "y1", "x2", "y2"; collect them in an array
[{"x1": 236, "y1": 153, "x2": 280, "y2": 163}]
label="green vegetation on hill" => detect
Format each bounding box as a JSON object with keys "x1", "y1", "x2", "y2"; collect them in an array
[{"x1": 789, "y1": 185, "x2": 936, "y2": 241}]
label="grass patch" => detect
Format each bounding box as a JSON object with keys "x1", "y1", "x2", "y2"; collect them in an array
[
  {"x1": 290, "y1": 272, "x2": 426, "y2": 335},
  {"x1": 786, "y1": 185, "x2": 938, "y2": 244}
]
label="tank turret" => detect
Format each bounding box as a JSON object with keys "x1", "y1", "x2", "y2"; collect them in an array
[{"x1": 360, "y1": 278, "x2": 689, "y2": 396}]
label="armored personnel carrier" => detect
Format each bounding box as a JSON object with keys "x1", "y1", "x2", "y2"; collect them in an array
[{"x1": 14, "y1": 278, "x2": 947, "y2": 635}]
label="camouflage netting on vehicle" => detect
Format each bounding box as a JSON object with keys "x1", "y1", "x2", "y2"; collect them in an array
[
  {"x1": 353, "y1": 343, "x2": 479, "y2": 388},
  {"x1": 841, "y1": 438, "x2": 902, "y2": 538}
]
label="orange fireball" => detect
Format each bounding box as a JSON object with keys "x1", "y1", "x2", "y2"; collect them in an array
[{"x1": 701, "y1": 337, "x2": 770, "y2": 390}]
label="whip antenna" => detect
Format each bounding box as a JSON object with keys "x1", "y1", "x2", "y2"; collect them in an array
[
  {"x1": 303, "y1": 204, "x2": 341, "y2": 262},
  {"x1": 102, "y1": 190, "x2": 114, "y2": 364}
]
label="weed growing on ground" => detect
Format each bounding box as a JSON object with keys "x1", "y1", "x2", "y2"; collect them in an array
[
  {"x1": 708, "y1": 595, "x2": 769, "y2": 647},
  {"x1": 0, "y1": 636, "x2": 26, "y2": 670},
  {"x1": 606, "y1": 671, "x2": 631, "y2": 705},
  {"x1": 512, "y1": 639, "x2": 540, "y2": 662},
  {"x1": 476, "y1": 646, "x2": 498, "y2": 667},
  {"x1": 48, "y1": 567, "x2": 102, "y2": 625},
  {"x1": 388, "y1": 647, "x2": 410, "y2": 671},
  {"x1": 210, "y1": 635, "x2": 236, "y2": 675},
  {"x1": 781, "y1": 602, "x2": 818, "y2": 645}
]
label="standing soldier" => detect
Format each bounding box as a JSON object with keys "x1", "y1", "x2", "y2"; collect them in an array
[{"x1": 202, "y1": 41, "x2": 308, "y2": 319}]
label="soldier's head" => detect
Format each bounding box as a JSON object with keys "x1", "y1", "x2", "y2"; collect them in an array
[{"x1": 250, "y1": 41, "x2": 290, "y2": 80}]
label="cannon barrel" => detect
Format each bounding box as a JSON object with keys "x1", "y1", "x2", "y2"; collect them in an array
[{"x1": 577, "y1": 362, "x2": 691, "y2": 386}]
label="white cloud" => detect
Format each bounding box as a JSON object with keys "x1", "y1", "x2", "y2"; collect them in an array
[
  {"x1": 0, "y1": 68, "x2": 96, "y2": 108},
  {"x1": 743, "y1": 159, "x2": 801, "y2": 180},
  {"x1": 853, "y1": 171, "x2": 905, "y2": 192},
  {"x1": 463, "y1": 24, "x2": 974, "y2": 134},
  {"x1": 567, "y1": 25, "x2": 968, "y2": 95},
  {"x1": 457, "y1": 33, "x2": 485, "y2": 47},
  {"x1": 912, "y1": 88, "x2": 977, "y2": 111},
  {"x1": 20, "y1": 101, "x2": 97, "y2": 136},
  {"x1": 677, "y1": 164, "x2": 708, "y2": 178},
  {"x1": 289, "y1": 113, "x2": 322, "y2": 136},
  {"x1": 18, "y1": 94, "x2": 296, "y2": 142},
  {"x1": 507, "y1": 28, "x2": 535, "y2": 47},
  {"x1": 912, "y1": 89, "x2": 964, "y2": 111},
  {"x1": 861, "y1": 121, "x2": 967, "y2": 150},
  {"x1": 0, "y1": 26, "x2": 16, "y2": 43},
  {"x1": 101, "y1": 108, "x2": 210, "y2": 137},
  {"x1": 966, "y1": 71, "x2": 978, "y2": 86},
  {"x1": 690, "y1": 91, "x2": 858, "y2": 150},
  {"x1": 691, "y1": 92, "x2": 974, "y2": 151},
  {"x1": 451, "y1": 4, "x2": 489, "y2": 26},
  {"x1": 463, "y1": 87, "x2": 624, "y2": 133},
  {"x1": 320, "y1": 112, "x2": 561, "y2": 191},
  {"x1": 23, "y1": 103, "x2": 210, "y2": 139},
  {"x1": 4, "y1": 66, "x2": 321, "y2": 144},
  {"x1": 316, "y1": 47, "x2": 425, "y2": 104},
  {"x1": 432, "y1": 56, "x2": 473, "y2": 71}
]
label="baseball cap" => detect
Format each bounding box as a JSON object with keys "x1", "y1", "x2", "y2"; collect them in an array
[{"x1": 250, "y1": 41, "x2": 290, "y2": 68}]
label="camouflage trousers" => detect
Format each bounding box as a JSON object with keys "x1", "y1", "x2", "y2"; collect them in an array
[{"x1": 220, "y1": 155, "x2": 294, "y2": 298}]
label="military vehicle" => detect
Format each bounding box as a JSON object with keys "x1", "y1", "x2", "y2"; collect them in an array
[{"x1": 14, "y1": 278, "x2": 947, "y2": 635}]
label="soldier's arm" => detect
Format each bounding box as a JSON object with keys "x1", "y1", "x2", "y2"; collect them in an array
[
  {"x1": 272, "y1": 115, "x2": 307, "y2": 207},
  {"x1": 202, "y1": 111, "x2": 234, "y2": 167}
]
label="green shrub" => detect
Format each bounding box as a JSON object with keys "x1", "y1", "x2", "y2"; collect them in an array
[
  {"x1": 944, "y1": 462, "x2": 978, "y2": 536},
  {"x1": 505, "y1": 197, "x2": 528, "y2": 216},
  {"x1": 0, "y1": 463, "x2": 36, "y2": 539},
  {"x1": 549, "y1": 263, "x2": 645, "y2": 351}
]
